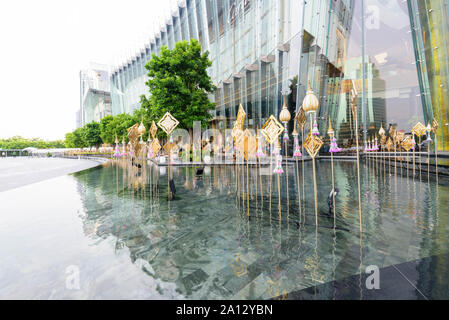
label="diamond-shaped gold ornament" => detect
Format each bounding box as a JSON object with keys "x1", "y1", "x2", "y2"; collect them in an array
[
  {"x1": 152, "y1": 138, "x2": 161, "y2": 155},
  {"x1": 432, "y1": 119, "x2": 439, "y2": 134},
  {"x1": 163, "y1": 142, "x2": 177, "y2": 153},
  {"x1": 157, "y1": 112, "x2": 179, "y2": 135},
  {"x1": 295, "y1": 107, "x2": 307, "y2": 131},
  {"x1": 261, "y1": 115, "x2": 284, "y2": 144},
  {"x1": 127, "y1": 123, "x2": 139, "y2": 142},
  {"x1": 303, "y1": 133, "x2": 323, "y2": 158},
  {"x1": 385, "y1": 138, "x2": 393, "y2": 151},
  {"x1": 150, "y1": 121, "x2": 158, "y2": 139},
  {"x1": 127, "y1": 123, "x2": 143, "y2": 155},
  {"x1": 412, "y1": 122, "x2": 426, "y2": 137},
  {"x1": 401, "y1": 136, "x2": 413, "y2": 151}
]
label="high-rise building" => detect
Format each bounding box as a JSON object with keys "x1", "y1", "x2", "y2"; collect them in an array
[
  {"x1": 79, "y1": 63, "x2": 112, "y2": 126},
  {"x1": 107, "y1": 0, "x2": 449, "y2": 151}
]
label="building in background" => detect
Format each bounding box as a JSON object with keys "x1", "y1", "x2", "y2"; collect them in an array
[
  {"x1": 75, "y1": 109, "x2": 82, "y2": 129},
  {"x1": 106, "y1": 0, "x2": 448, "y2": 151},
  {"x1": 79, "y1": 63, "x2": 112, "y2": 126},
  {"x1": 409, "y1": 0, "x2": 449, "y2": 151}
]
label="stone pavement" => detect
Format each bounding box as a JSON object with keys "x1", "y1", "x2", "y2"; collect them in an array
[{"x1": 0, "y1": 157, "x2": 102, "y2": 192}]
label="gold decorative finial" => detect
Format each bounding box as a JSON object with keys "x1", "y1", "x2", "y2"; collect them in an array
[
  {"x1": 292, "y1": 121, "x2": 298, "y2": 136},
  {"x1": 138, "y1": 121, "x2": 146, "y2": 135},
  {"x1": 276, "y1": 139, "x2": 282, "y2": 149},
  {"x1": 302, "y1": 80, "x2": 319, "y2": 114},
  {"x1": 279, "y1": 96, "x2": 291, "y2": 123},
  {"x1": 379, "y1": 123, "x2": 385, "y2": 136}
]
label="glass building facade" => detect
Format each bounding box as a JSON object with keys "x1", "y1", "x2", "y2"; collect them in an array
[
  {"x1": 80, "y1": 64, "x2": 112, "y2": 126},
  {"x1": 109, "y1": 0, "x2": 449, "y2": 151}
]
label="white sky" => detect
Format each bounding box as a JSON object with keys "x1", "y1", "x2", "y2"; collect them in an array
[{"x1": 0, "y1": 0, "x2": 173, "y2": 141}]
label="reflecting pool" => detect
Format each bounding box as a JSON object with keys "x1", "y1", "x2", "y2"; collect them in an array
[{"x1": 0, "y1": 159, "x2": 448, "y2": 299}]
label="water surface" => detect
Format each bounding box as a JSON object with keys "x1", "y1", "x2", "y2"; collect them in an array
[{"x1": 0, "y1": 159, "x2": 448, "y2": 299}]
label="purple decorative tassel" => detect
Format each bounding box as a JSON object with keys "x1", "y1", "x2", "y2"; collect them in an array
[
  {"x1": 113, "y1": 143, "x2": 120, "y2": 157},
  {"x1": 329, "y1": 137, "x2": 342, "y2": 153},
  {"x1": 283, "y1": 128, "x2": 289, "y2": 141},
  {"x1": 312, "y1": 120, "x2": 320, "y2": 136},
  {"x1": 273, "y1": 143, "x2": 283, "y2": 174},
  {"x1": 373, "y1": 139, "x2": 379, "y2": 151},
  {"x1": 293, "y1": 136, "x2": 302, "y2": 157},
  {"x1": 147, "y1": 142, "x2": 154, "y2": 159}
]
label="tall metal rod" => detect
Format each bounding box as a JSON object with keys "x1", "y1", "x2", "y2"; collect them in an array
[
  {"x1": 419, "y1": 136, "x2": 422, "y2": 181},
  {"x1": 413, "y1": 141, "x2": 416, "y2": 177},
  {"x1": 295, "y1": 156, "x2": 302, "y2": 223},
  {"x1": 284, "y1": 140, "x2": 290, "y2": 212},
  {"x1": 310, "y1": 114, "x2": 318, "y2": 227},
  {"x1": 258, "y1": 155, "x2": 263, "y2": 211},
  {"x1": 277, "y1": 172, "x2": 282, "y2": 219},
  {"x1": 353, "y1": 102, "x2": 363, "y2": 233},
  {"x1": 435, "y1": 136, "x2": 439, "y2": 184},
  {"x1": 269, "y1": 143, "x2": 273, "y2": 213},
  {"x1": 331, "y1": 150, "x2": 336, "y2": 226},
  {"x1": 247, "y1": 157, "x2": 249, "y2": 216},
  {"x1": 428, "y1": 141, "x2": 430, "y2": 181},
  {"x1": 301, "y1": 127, "x2": 305, "y2": 213}
]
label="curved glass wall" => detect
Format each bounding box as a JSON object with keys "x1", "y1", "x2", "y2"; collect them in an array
[{"x1": 107, "y1": 0, "x2": 449, "y2": 151}]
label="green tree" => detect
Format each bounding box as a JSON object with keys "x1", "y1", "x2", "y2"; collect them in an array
[
  {"x1": 108, "y1": 113, "x2": 137, "y2": 143},
  {"x1": 71, "y1": 128, "x2": 86, "y2": 148},
  {"x1": 65, "y1": 132, "x2": 76, "y2": 148},
  {"x1": 99, "y1": 115, "x2": 115, "y2": 145},
  {"x1": 141, "y1": 39, "x2": 215, "y2": 135},
  {"x1": 82, "y1": 122, "x2": 102, "y2": 148},
  {"x1": 0, "y1": 136, "x2": 65, "y2": 149}
]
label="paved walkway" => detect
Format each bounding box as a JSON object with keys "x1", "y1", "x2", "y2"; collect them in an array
[{"x1": 0, "y1": 157, "x2": 102, "y2": 192}]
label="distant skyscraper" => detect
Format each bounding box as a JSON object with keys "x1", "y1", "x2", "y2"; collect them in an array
[{"x1": 79, "y1": 63, "x2": 112, "y2": 126}]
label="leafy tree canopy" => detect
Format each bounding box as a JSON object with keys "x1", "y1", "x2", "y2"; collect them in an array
[
  {"x1": 141, "y1": 39, "x2": 216, "y2": 134},
  {"x1": 99, "y1": 115, "x2": 115, "y2": 145},
  {"x1": 82, "y1": 122, "x2": 102, "y2": 148},
  {"x1": 0, "y1": 136, "x2": 65, "y2": 150}
]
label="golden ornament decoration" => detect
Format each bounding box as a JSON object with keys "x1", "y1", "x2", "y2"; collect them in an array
[
  {"x1": 138, "y1": 121, "x2": 146, "y2": 135},
  {"x1": 412, "y1": 122, "x2": 427, "y2": 137},
  {"x1": 401, "y1": 136, "x2": 413, "y2": 151},
  {"x1": 431, "y1": 118, "x2": 439, "y2": 133},
  {"x1": 150, "y1": 121, "x2": 158, "y2": 139},
  {"x1": 303, "y1": 132, "x2": 323, "y2": 158},
  {"x1": 302, "y1": 80, "x2": 319, "y2": 114},
  {"x1": 236, "y1": 104, "x2": 246, "y2": 130},
  {"x1": 295, "y1": 106, "x2": 307, "y2": 131},
  {"x1": 152, "y1": 138, "x2": 162, "y2": 155},
  {"x1": 157, "y1": 112, "x2": 179, "y2": 135},
  {"x1": 378, "y1": 124, "x2": 385, "y2": 136},
  {"x1": 261, "y1": 115, "x2": 284, "y2": 144},
  {"x1": 279, "y1": 97, "x2": 291, "y2": 123}
]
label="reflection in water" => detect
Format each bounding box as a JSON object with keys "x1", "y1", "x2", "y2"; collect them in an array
[{"x1": 67, "y1": 158, "x2": 449, "y2": 299}]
